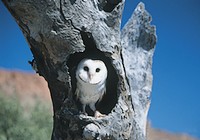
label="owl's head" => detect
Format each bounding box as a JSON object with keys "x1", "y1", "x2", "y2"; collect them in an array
[{"x1": 76, "y1": 59, "x2": 107, "y2": 85}]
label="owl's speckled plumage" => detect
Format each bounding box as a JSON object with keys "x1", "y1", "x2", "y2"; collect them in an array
[{"x1": 75, "y1": 59, "x2": 107, "y2": 117}]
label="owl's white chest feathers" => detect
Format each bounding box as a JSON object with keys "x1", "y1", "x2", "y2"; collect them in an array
[{"x1": 76, "y1": 81, "x2": 106, "y2": 105}]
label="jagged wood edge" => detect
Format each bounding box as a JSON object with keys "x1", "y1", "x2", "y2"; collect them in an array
[{"x1": 121, "y1": 2, "x2": 157, "y2": 139}]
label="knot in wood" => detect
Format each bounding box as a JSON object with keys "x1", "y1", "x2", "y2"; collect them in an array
[{"x1": 83, "y1": 123, "x2": 100, "y2": 140}]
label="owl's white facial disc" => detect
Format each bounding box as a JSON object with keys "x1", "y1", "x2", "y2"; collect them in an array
[{"x1": 76, "y1": 59, "x2": 107, "y2": 84}]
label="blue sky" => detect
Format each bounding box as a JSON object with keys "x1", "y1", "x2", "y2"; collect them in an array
[{"x1": 0, "y1": 0, "x2": 200, "y2": 138}]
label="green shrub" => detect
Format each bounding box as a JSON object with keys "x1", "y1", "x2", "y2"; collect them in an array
[{"x1": 0, "y1": 94, "x2": 53, "y2": 140}]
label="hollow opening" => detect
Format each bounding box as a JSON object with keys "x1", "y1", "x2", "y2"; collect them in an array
[{"x1": 67, "y1": 32, "x2": 118, "y2": 116}]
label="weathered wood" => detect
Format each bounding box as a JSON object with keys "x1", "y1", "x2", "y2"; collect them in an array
[
  {"x1": 121, "y1": 3, "x2": 156, "y2": 139},
  {"x1": 2, "y1": 0, "x2": 156, "y2": 139}
]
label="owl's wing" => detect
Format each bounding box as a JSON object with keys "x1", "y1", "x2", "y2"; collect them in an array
[
  {"x1": 98, "y1": 87, "x2": 106, "y2": 103},
  {"x1": 75, "y1": 88, "x2": 80, "y2": 100}
]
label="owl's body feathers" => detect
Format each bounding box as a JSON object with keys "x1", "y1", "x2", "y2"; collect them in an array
[{"x1": 75, "y1": 59, "x2": 107, "y2": 117}]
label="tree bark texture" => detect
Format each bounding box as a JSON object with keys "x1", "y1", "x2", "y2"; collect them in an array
[{"x1": 2, "y1": 0, "x2": 156, "y2": 139}]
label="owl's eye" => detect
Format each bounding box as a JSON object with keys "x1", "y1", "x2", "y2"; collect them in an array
[
  {"x1": 83, "y1": 66, "x2": 89, "y2": 72},
  {"x1": 96, "y1": 68, "x2": 100, "y2": 73}
]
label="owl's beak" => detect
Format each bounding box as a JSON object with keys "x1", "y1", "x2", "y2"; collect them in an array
[{"x1": 88, "y1": 74, "x2": 94, "y2": 80}]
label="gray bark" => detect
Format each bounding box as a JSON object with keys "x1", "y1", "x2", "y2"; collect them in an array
[{"x1": 2, "y1": 0, "x2": 156, "y2": 139}]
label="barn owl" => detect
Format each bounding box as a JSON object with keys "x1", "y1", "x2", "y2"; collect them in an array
[{"x1": 75, "y1": 59, "x2": 107, "y2": 118}]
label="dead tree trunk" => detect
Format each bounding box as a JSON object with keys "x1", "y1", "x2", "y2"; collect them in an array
[{"x1": 2, "y1": 0, "x2": 156, "y2": 139}]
